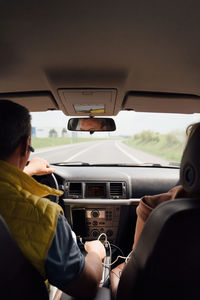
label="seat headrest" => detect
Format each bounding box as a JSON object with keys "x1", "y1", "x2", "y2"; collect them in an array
[{"x1": 180, "y1": 126, "x2": 200, "y2": 193}]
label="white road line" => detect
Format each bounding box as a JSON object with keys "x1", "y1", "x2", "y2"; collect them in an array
[
  {"x1": 33, "y1": 144, "x2": 71, "y2": 154},
  {"x1": 33, "y1": 142, "x2": 92, "y2": 154},
  {"x1": 115, "y1": 141, "x2": 143, "y2": 164},
  {"x1": 64, "y1": 141, "x2": 104, "y2": 162}
]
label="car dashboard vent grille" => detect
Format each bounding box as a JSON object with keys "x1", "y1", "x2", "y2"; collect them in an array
[
  {"x1": 110, "y1": 182, "x2": 126, "y2": 198},
  {"x1": 69, "y1": 182, "x2": 82, "y2": 198}
]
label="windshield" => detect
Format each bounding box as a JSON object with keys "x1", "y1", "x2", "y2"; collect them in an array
[{"x1": 30, "y1": 111, "x2": 200, "y2": 166}]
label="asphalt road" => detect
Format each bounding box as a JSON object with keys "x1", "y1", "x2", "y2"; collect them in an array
[{"x1": 30, "y1": 140, "x2": 170, "y2": 165}]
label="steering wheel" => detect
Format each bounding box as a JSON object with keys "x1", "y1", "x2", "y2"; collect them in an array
[{"x1": 33, "y1": 173, "x2": 60, "y2": 203}]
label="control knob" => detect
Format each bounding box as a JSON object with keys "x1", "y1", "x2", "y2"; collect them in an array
[
  {"x1": 106, "y1": 230, "x2": 113, "y2": 237},
  {"x1": 91, "y1": 229, "x2": 100, "y2": 238},
  {"x1": 91, "y1": 209, "x2": 100, "y2": 218}
]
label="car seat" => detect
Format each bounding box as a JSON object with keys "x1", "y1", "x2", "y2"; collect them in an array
[
  {"x1": 0, "y1": 215, "x2": 49, "y2": 299},
  {"x1": 116, "y1": 125, "x2": 200, "y2": 300}
]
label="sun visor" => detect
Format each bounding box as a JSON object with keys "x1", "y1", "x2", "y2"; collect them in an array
[
  {"x1": 0, "y1": 92, "x2": 58, "y2": 112},
  {"x1": 123, "y1": 92, "x2": 200, "y2": 114},
  {"x1": 58, "y1": 89, "x2": 117, "y2": 116}
]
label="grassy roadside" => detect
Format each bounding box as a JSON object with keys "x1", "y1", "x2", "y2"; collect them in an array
[
  {"x1": 32, "y1": 137, "x2": 103, "y2": 149},
  {"x1": 123, "y1": 132, "x2": 185, "y2": 163}
]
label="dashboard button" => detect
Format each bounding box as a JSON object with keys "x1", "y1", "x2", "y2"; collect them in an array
[
  {"x1": 91, "y1": 210, "x2": 100, "y2": 218},
  {"x1": 91, "y1": 229, "x2": 100, "y2": 238},
  {"x1": 106, "y1": 230, "x2": 113, "y2": 237}
]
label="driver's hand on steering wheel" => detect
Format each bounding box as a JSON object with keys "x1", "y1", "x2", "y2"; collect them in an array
[{"x1": 23, "y1": 158, "x2": 55, "y2": 176}]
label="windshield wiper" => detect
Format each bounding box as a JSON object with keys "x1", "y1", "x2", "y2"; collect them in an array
[
  {"x1": 89, "y1": 163, "x2": 179, "y2": 168},
  {"x1": 52, "y1": 161, "x2": 90, "y2": 166},
  {"x1": 52, "y1": 162, "x2": 180, "y2": 168},
  {"x1": 52, "y1": 162, "x2": 141, "y2": 167}
]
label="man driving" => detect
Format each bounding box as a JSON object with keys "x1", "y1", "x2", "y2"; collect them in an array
[{"x1": 0, "y1": 99, "x2": 106, "y2": 298}]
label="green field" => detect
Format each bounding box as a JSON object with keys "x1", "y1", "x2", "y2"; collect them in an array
[
  {"x1": 123, "y1": 131, "x2": 186, "y2": 163},
  {"x1": 32, "y1": 137, "x2": 102, "y2": 149}
]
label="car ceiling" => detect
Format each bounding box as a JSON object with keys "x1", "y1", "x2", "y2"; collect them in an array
[{"x1": 0, "y1": 0, "x2": 200, "y2": 115}]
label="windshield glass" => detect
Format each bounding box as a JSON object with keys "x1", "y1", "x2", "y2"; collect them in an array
[{"x1": 30, "y1": 111, "x2": 200, "y2": 166}]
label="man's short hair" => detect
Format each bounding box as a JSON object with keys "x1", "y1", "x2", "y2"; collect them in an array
[{"x1": 0, "y1": 100, "x2": 31, "y2": 160}]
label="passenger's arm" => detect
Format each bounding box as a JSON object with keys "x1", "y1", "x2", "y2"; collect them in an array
[
  {"x1": 62, "y1": 240, "x2": 106, "y2": 298},
  {"x1": 132, "y1": 187, "x2": 181, "y2": 249},
  {"x1": 23, "y1": 158, "x2": 55, "y2": 176}
]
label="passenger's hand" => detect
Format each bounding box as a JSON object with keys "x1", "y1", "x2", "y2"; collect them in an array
[
  {"x1": 23, "y1": 158, "x2": 55, "y2": 176},
  {"x1": 84, "y1": 240, "x2": 106, "y2": 261}
]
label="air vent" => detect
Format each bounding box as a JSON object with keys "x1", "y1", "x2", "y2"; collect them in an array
[
  {"x1": 69, "y1": 183, "x2": 82, "y2": 198},
  {"x1": 110, "y1": 182, "x2": 126, "y2": 198}
]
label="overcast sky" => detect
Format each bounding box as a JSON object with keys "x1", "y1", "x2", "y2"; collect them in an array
[{"x1": 31, "y1": 110, "x2": 200, "y2": 137}]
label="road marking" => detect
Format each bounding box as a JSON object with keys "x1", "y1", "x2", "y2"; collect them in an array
[
  {"x1": 33, "y1": 144, "x2": 72, "y2": 154},
  {"x1": 115, "y1": 141, "x2": 143, "y2": 164},
  {"x1": 64, "y1": 141, "x2": 104, "y2": 162},
  {"x1": 33, "y1": 142, "x2": 91, "y2": 155}
]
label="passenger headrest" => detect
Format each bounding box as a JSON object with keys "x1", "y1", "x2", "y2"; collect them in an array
[{"x1": 180, "y1": 125, "x2": 200, "y2": 193}]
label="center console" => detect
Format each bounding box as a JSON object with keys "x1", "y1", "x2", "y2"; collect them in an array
[
  {"x1": 63, "y1": 181, "x2": 128, "y2": 243},
  {"x1": 72, "y1": 205, "x2": 120, "y2": 243}
]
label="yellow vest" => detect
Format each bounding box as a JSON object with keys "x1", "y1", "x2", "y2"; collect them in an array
[{"x1": 0, "y1": 160, "x2": 64, "y2": 278}]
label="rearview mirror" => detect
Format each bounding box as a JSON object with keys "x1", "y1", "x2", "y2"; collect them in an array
[{"x1": 67, "y1": 117, "x2": 116, "y2": 133}]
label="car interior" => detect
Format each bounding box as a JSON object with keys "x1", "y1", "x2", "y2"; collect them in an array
[{"x1": 1, "y1": 0, "x2": 200, "y2": 299}]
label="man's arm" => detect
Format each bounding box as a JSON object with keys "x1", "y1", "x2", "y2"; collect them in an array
[
  {"x1": 46, "y1": 215, "x2": 106, "y2": 299},
  {"x1": 62, "y1": 241, "x2": 105, "y2": 298},
  {"x1": 23, "y1": 158, "x2": 55, "y2": 176}
]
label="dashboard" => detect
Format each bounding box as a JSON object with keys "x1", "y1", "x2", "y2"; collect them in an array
[{"x1": 36, "y1": 165, "x2": 179, "y2": 248}]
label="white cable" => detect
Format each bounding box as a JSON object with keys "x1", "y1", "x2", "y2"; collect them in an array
[
  {"x1": 98, "y1": 233, "x2": 111, "y2": 264},
  {"x1": 98, "y1": 232, "x2": 108, "y2": 243},
  {"x1": 98, "y1": 233, "x2": 111, "y2": 286},
  {"x1": 106, "y1": 240, "x2": 112, "y2": 260},
  {"x1": 102, "y1": 255, "x2": 127, "y2": 267},
  {"x1": 97, "y1": 233, "x2": 133, "y2": 268},
  {"x1": 125, "y1": 250, "x2": 133, "y2": 263},
  {"x1": 102, "y1": 249, "x2": 133, "y2": 267},
  {"x1": 98, "y1": 232, "x2": 112, "y2": 260}
]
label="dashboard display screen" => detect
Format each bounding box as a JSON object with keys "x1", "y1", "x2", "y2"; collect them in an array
[{"x1": 86, "y1": 183, "x2": 106, "y2": 198}]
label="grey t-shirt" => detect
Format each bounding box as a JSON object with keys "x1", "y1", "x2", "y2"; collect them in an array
[{"x1": 45, "y1": 214, "x2": 85, "y2": 290}]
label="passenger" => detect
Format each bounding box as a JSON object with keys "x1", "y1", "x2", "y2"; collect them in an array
[
  {"x1": 111, "y1": 122, "x2": 200, "y2": 297},
  {"x1": 0, "y1": 100, "x2": 106, "y2": 299},
  {"x1": 133, "y1": 122, "x2": 200, "y2": 247}
]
